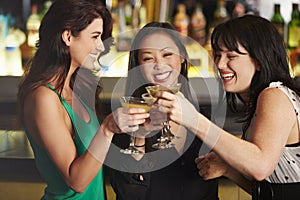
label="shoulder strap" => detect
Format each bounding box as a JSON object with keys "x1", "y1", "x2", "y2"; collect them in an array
[{"x1": 46, "y1": 83, "x2": 75, "y2": 119}]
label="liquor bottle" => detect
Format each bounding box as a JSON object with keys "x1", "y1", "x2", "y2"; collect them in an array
[
  {"x1": 290, "y1": 41, "x2": 300, "y2": 73},
  {"x1": 271, "y1": 4, "x2": 285, "y2": 41},
  {"x1": 26, "y1": 4, "x2": 41, "y2": 48},
  {"x1": 287, "y1": 3, "x2": 300, "y2": 49},
  {"x1": 40, "y1": 0, "x2": 52, "y2": 20},
  {"x1": 173, "y1": 4, "x2": 189, "y2": 37},
  {"x1": 205, "y1": 0, "x2": 229, "y2": 52},
  {"x1": 0, "y1": 10, "x2": 6, "y2": 72},
  {"x1": 212, "y1": 0, "x2": 229, "y2": 28},
  {"x1": 5, "y1": 31, "x2": 23, "y2": 75},
  {"x1": 0, "y1": 10, "x2": 8, "y2": 51},
  {"x1": 292, "y1": 51, "x2": 300, "y2": 77},
  {"x1": 189, "y1": 4, "x2": 207, "y2": 46},
  {"x1": 124, "y1": 2, "x2": 132, "y2": 26}
]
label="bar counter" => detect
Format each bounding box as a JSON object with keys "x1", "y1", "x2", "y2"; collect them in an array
[{"x1": 0, "y1": 130, "x2": 43, "y2": 182}]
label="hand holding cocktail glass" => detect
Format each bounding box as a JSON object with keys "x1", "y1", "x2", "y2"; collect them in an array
[
  {"x1": 119, "y1": 96, "x2": 151, "y2": 154},
  {"x1": 146, "y1": 83, "x2": 182, "y2": 149},
  {"x1": 154, "y1": 89, "x2": 200, "y2": 135}
]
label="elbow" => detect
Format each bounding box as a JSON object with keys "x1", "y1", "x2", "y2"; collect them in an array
[
  {"x1": 252, "y1": 172, "x2": 269, "y2": 181},
  {"x1": 68, "y1": 183, "x2": 88, "y2": 194},
  {"x1": 250, "y1": 164, "x2": 274, "y2": 181}
]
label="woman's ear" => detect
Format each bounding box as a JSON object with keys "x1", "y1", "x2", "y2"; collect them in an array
[
  {"x1": 181, "y1": 56, "x2": 185, "y2": 64},
  {"x1": 62, "y1": 30, "x2": 72, "y2": 46},
  {"x1": 255, "y1": 63, "x2": 261, "y2": 71}
]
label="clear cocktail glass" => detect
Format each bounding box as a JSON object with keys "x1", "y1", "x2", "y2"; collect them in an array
[
  {"x1": 120, "y1": 96, "x2": 151, "y2": 154},
  {"x1": 145, "y1": 83, "x2": 182, "y2": 149}
]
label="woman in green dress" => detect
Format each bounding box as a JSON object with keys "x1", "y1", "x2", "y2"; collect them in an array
[{"x1": 18, "y1": 0, "x2": 149, "y2": 199}]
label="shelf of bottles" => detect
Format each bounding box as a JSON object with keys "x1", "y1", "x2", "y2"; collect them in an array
[
  {"x1": 99, "y1": 0, "x2": 216, "y2": 78},
  {"x1": 0, "y1": 1, "x2": 51, "y2": 76},
  {"x1": 269, "y1": 2, "x2": 300, "y2": 77},
  {"x1": 1, "y1": 0, "x2": 300, "y2": 78}
]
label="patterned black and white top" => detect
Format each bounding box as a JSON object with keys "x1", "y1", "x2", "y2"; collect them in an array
[{"x1": 245, "y1": 81, "x2": 300, "y2": 183}]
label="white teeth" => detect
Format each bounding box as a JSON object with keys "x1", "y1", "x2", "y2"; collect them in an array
[
  {"x1": 155, "y1": 72, "x2": 170, "y2": 80},
  {"x1": 222, "y1": 73, "x2": 234, "y2": 80}
]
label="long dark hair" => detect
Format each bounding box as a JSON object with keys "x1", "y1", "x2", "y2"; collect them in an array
[
  {"x1": 18, "y1": 0, "x2": 113, "y2": 122},
  {"x1": 211, "y1": 15, "x2": 299, "y2": 132},
  {"x1": 126, "y1": 22, "x2": 195, "y2": 105},
  {"x1": 115, "y1": 22, "x2": 199, "y2": 151}
]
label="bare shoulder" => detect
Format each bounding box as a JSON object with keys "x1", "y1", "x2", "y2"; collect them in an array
[
  {"x1": 24, "y1": 86, "x2": 65, "y2": 131},
  {"x1": 257, "y1": 87, "x2": 295, "y2": 117},
  {"x1": 26, "y1": 86, "x2": 60, "y2": 105},
  {"x1": 24, "y1": 86, "x2": 72, "y2": 147},
  {"x1": 24, "y1": 86, "x2": 65, "y2": 116},
  {"x1": 258, "y1": 87, "x2": 292, "y2": 106}
]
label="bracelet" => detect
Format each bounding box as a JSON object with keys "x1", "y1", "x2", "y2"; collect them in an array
[{"x1": 134, "y1": 143, "x2": 145, "y2": 148}]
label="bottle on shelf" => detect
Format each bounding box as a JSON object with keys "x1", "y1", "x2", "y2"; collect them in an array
[
  {"x1": 0, "y1": 10, "x2": 8, "y2": 72},
  {"x1": 173, "y1": 4, "x2": 189, "y2": 37},
  {"x1": 0, "y1": 9, "x2": 8, "y2": 51},
  {"x1": 124, "y1": 1, "x2": 132, "y2": 27},
  {"x1": 26, "y1": 4, "x2": 41, "y2": 48},
  {"x1": 212, "y1": 0, "x2": 229, "y2": 28},
  {"x1": 4, "y1": 30, "x2": 23, "y2": 76},
  {"x1": 293, "y1": 55, "x2": 300, "y2": 77},
  {"x1": 204, "y1": 0, "x2": 229, "y2": 54},
  {"x1": 287, "y1": 3, "x2": 300, "y2": 50},
  {"x1": 189, "y1": 3, "x2": 207, "y2": 46},
  {"x1": 206, "y1": 0, "x2": 229, "y2": 49},
  {"x1": 131, "y1": 0, "x2": 141, "y2": 30},
  {"x1": 110, "y1": 0, "x2": 119, "y2": 37},
  {"x1": 271, "y1": 4, "x2": 285, "y2": 42},
  {"x1": 40, "y1": 0, "x2": 52, "y2": 20},
  {"x1": 290, "y1": 39, "x2": 300, "y2": 75}
]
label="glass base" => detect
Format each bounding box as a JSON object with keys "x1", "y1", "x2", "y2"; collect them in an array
[
  {"x1": 120, "y1": 147, "x2": 144, "y2": 155},
  {"x1": 152, "y1": 141, "x2": 175, "y2": 149}
]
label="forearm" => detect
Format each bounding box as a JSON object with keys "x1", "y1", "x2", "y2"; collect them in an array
[
  {"x1": 65, "y1": 124, "x2": 113, "y2": 193},
  {"x1": 88, "y1": 118, "x2": 114, "y2": 163},
  {"x1": 192, "y1": 113, "x2": 273, "y2": 180},
  {"x1": 224, "y1": 165, "x2": 253, "y2": 194}
]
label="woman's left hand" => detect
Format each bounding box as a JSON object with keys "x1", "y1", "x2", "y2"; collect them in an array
[{"x1": 195, "y1": 152, "x2": 228, "y2": 180}]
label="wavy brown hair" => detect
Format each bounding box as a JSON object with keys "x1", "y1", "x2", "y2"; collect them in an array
[{"x1": 18, "y1": 0, "x2": 113, "y2": 123}]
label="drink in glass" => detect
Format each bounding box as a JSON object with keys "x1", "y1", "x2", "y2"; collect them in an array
[
  {"x1": 119, "y1": 96, "x2": 151, "y2": 154},
  {"x1": 145, "y1": 83, "x2": 182, "y2": 149}
]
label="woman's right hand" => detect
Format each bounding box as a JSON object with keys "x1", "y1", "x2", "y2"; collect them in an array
[
  {"x1": 155, "y1": 91, "x2": 200, "y2": 131},
  {"x1": 107, "y1": 107, "x2": 150, "y2": 134}
]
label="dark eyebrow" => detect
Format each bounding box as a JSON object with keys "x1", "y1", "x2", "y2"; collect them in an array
[
  {"x1": 91, "y1": 31, "x2": 102, "y2": 35},
  {"x1": 139, "y1": 47, "x2": 175, "y2": 55}
]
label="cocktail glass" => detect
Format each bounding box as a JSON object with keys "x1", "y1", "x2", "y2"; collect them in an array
[
  {"x1": 119, "y1": 96, "x2": 150, "y2": 154},
  {"x1": 145, "y1": 83, "x2": 182, "y2": 149}
]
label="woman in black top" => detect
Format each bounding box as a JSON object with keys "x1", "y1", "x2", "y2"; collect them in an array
[{"x1": 105, "y1": 22, "x2": 218, "y2": 200}]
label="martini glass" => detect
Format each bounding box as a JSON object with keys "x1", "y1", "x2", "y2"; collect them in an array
[
  {"x1": 146, "y1": 83, "x2": 182, "y2": 149},
  {"x1": 120, "y1": 96, "x2": 151, "y2": 154}
]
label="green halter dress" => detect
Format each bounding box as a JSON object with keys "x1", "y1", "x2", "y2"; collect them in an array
[{"x1": 26, "y1": 85, "x2": 105, "y2": 200}]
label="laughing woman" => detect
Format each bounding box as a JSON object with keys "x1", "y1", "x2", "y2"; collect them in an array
[{"x1": 156, "y1": 15, "x2": 300, "y2": 199}]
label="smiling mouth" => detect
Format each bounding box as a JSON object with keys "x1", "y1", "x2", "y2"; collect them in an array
[
  {"x1": 154, "y1": 71, "x2": 171, "y2": 81},
  {"x1": 221, "y1": 73, "x2": 235, "y2": 81}
]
